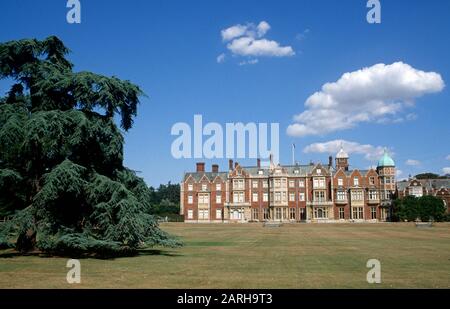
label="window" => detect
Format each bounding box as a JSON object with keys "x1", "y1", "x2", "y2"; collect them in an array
[
  {"x1": 263, "y1": 208, "x2": 269, "y2": 220},
  {"x1": 198, "y1": 209, "x2": 209, "y2": 220},
  {"x1": 313, "y1": 178, "x2": 325, "y2": 189},
  {"x1": 337, "y1": 191, "x2": 346, "y2": 201},
  {"x1": 233, "y1": 179, "x2": 245, "y2": 190},
  {"x1": 317, "y1": 169, "x2": 322, "y2": 175},
  {"x1": 282, "y1": 192, "x2": 287, "y2": 202},
  {"x1": 353, "y1": 177, "x2": 359, "y2": 186},
  {"x1": 294, "y1": 170, "x2": 299, "y2": 174},
  {"x1": 369, "y1": 190, "x2": 378, "y2": 200},
  {"x1": 409, "y1": 186, "x2": 423, "y2": 197},
  {"x1": 263, "y1": 192, "x2": 268, "y2": 202},
  {"x1": 216, "y1": 183, "x2": 221, "y2": 191},
  {"x1": 198, "y1": 193, "x2": 209, "y2": 204},
  {"x1": 289, "y1": 180, "x2": 295, "y2": 188},
  {"x1": 252, "y1": 193, "x2": 258, "y2": 202},
  {"x1": 338, "y1": 178, "x2": 343, "y2": 186},
  {"x1": 274, "y1": 179, "x2": 281, "y2": 188},
  {"x1": 188, "y1": 195, "x2": 193, "y2": 204},
  {"x1": 275, "y1": 208, "x2": 282, "y2": 220},
  {"x1": 299, "y1": 192, "x2": 305, "y2": 201},
  {"x1": 289, "y1": 208, "x2": 296, "y2": 220},
  {"x1": 314, "y1": 191, "x2": 325, "y2": 202},
  {"x1": 258, "y1": 170, "x2": 263, "y2": 175},
  {"x1": 233, "y1": 192, "x2": 244, "y2": 203},
  {"x1": 252, "y1": 180, "x2": 258, "y2": 188},
  {"x1": 188, "y1": 209, "x2": 193, "y2": 219},
  {"x1": 252, "y1": 208, "x2": 259, "y2": 220},
  {"x1": 300, "y1": 208, "x2": 306, "y2": 220},
  {"x1": 369, "y1": 177, "x2": 375, "y2": 185},
  {"x1": 371, "y1": 207, "x2": 377, "y2": 219},
  {"x1": 275, "y1": 192, "x2": 281, "y2": 202},
  {"x1": 351, "y1": 190, "x2": 363, "y2": 201},
  {"x1": 188, "y1": 184, "x2": 193, "y2": 191},
  {"x1": 282, "y1": 179, "x2": 287, "y2": 187},
  {"x1": 216, "y1": 209, "x2": 222, "y2": 219},
  {"x1": 263, "y1": 180, "x2": 268, "y2": 188},
  {"x1": 352, "y1": 207, "x2": 363, "y2": 219},
  {"x1": 299, "y1": 180, "x2": 305, "y2": 188},
  {"x1": 289, "y1": 192, "x2": 295, "y2": 202},
  {"x1": 314, "y1": 207, "x2": 328, "y2": 219},
  {"x1": 216, "y1": 195, "x2": 221, "y2": 204},
  {"x1": 339, "y1": 207, "x2": 345, "y2": 219},
  {"x1": 202, "y1": 183, "x2": 207, "y2": 191}
]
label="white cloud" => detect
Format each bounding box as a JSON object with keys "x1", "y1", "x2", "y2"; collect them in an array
[
  {"x1": 303, "y1": 139, "x2": 388, "y2": 161},
  {"x1": 443, "y1": 167, "x2": 450, "y2": 175},
  {"x1": 257, "y1": 21, "x2": 271, "y2": 37},
  {"x1": 396, "y1": 169, "x2": 403, "y2": 178},
  {"x1": 216, "y1": 53, "x2": 226, "y2": 63},
  {"x1": 287, "y1": 62, "x2": 445, "y2": 137},
  {"x1": 239, "y1": 59, "x2": 259, "y2": 66},
  {"x1": 446, "y1": 155, "x2": 450, "y2": 160},
  {"x1": 219, "y1": 21, "x2": 295, "y2": 63},
  {"x1": 405, "y1": 159, "x2": 420, "y2": 166},
  {"x1": 221, "y1": 24, "x2": 248, "y2": 41}
]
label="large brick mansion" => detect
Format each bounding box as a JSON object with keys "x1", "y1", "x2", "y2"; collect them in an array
[{"x1": 180, "y1": 147, "x2": 398, "y2": 223}]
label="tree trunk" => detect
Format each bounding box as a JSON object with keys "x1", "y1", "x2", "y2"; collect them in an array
[{"x1": 16, "y1": 229, "x2": 36, "y2": 252}]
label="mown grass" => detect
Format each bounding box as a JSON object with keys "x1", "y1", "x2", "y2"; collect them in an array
[{"x1": 0, "y1": 222, "x2": 449, "y2": 288}]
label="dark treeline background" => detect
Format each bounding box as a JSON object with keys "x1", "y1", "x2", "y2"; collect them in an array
[{"x1": 149, "y1": 182, "x2": 181, "y2": 220}]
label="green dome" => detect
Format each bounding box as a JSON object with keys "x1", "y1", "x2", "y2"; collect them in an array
[{"x1": 377, "y1": 151, "x2": 395, "y2": 167}]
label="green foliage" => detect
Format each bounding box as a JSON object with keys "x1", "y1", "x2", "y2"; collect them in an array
[
  {"x1": 392, "y1": 195, "x2": 447, "y2": 222},
  {"x1": 0, "y1": 36, "x2": 180, "y2": 256},
  {"x1": 415, "y1": 173, "x2": 449, "y2": 179},
  {"x1": 149, "y1": 182, "x2": 180, "y2": 216}
]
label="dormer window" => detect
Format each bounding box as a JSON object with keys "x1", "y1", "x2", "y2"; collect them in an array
[
  {"x1": 258, "y1": 170, "x2": 263, "y2": 175},
  {"x1": 188, "y1": 184, "x2": 193, "y2": 191},
  {"x1": 202, "y1": 184, "x2": 207, "y2": 191},
  {"x1": 353, "y1": 177, "x2": 359, "y2": 186},
  {"x1": 294, "y1": 170, "x2": 299, "y2": 174},
  {"x1": 317, "y1": 169, "x2": 322, "y2": 175}
]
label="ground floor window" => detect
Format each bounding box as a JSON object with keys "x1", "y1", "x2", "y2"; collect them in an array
[
  {"x1": 380, "y1": 208, "x2": 387, "y2": 220},
  {"x1": 314, "y1": 207, "x2": 328, "y2": 219},
  {"x1": 263, "y1": 208, "x2": 269, "y2": 220},
  {"x1": 216, "y1": 209, "x2": 222, "y2": 219},
  {"x1": 352, "y1": 207, "x2": 363, "y2": 219},
  {"x1": 199, "y1": 209, "x2": 209, "y2": 220},
  {"x1": 252, "y1": 208, "x2": 259, "y2": 220},
  {"x1": 289, "y1": 208, "x2": 296, "y2": 220},
  {"x1": 188, "y1": 209, "x2": 193, "y2": 219},
  {"x1": 275, "y1": 208, "x2": 282, "y2": 220},
  {"x1": 300, "y1": 208, "x2": 306, "y2": 220},
  {"x1": 371, "y1": 207, "x2": 377, "y2": 219},
  {"x1": 231, "y1": 209, "x2": 243, "y2": 220},
  {"x1": 339, "y1": 207, "x2": 345, "y2": 219}
]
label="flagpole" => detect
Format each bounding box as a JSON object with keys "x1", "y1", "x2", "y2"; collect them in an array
[{"x1": 292, "y1": 143, "x2": 295, "y2": 165}]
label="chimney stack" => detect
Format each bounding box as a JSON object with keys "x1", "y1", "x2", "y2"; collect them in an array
[
  {"x1": 196, "y1": 162, "x2": 205, "y2": 173},
  {"x1": 257, "y1": 158, "x2": 261, "y2": 168},
  {"x1": 212, "y1": 164, "x2": 219, "y2": 173},
  {"x1": 328, "y1": 156, "x2": 333, "y2": 167},
  {"x1": 229, "y1": 159, "x2": 233, "y2": 170}
]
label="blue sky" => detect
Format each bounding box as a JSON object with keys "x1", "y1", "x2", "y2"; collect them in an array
[{"x1": 1, "y1": 0, "x2": 449, "y2": 186}]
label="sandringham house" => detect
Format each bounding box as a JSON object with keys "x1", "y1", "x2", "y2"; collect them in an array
[{"x1": 180, "y1": 147, "x2": 401, "y2": 223}]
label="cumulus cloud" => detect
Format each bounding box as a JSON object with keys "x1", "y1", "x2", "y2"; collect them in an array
[
  {"x1": 287, "y1": 62, "x2": 445, "y2": 137},
  {"x1": 303, "y1": 139, "x2": 388, "y2": 161},
  {"x1": 405, "y1": 159, "x2": 420, "y2": 166},
  {"x1": 219, "y1": 21, "x2": 294, "y2": 63},
  {"x1": 216, "y1": 53, "x2": 226, "y2": 63},
  {"x1": 443, "y1": 167, "x2": 450, "y2": 175}
]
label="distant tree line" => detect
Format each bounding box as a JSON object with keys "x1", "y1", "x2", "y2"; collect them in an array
[
  {"x1": 414, "y1": 173, "x2": 449, "y2": 179},
  {"x1": 149, "y1": 182, "x2": 182, "y2": 220},
  {"x1": 392, "y1": 195, "x2": 448, "y2": 222}
]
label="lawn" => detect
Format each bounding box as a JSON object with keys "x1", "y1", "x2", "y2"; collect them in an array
[{"x1": 0, "y1": 223, "x2": 449, "y2": 288}]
